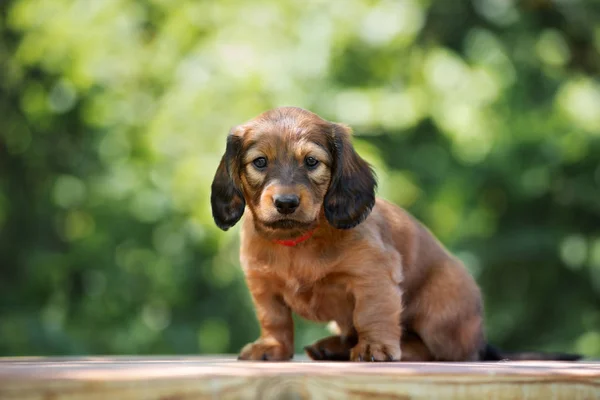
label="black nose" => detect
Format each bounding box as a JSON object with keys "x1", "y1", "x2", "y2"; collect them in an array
[{"x1": 274, "y1": 194, "x2": 300, "y2": 215}]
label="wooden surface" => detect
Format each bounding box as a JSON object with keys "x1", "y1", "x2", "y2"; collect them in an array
[{"x1": 0, "y1": 356, "x2": 598, "y2": 400}]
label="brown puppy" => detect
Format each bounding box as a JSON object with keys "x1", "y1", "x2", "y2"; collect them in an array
[{"x1": 210, "y1": 106, "x2": 579, "y2": 362}]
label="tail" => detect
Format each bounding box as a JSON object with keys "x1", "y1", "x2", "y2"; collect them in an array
[{"x1": 481, "y1": 343, "x2": 582, "y2": 362}]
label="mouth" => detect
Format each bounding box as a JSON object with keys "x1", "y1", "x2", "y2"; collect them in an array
[{"x1": 261, "y1": 219, "x2": 315, "y2": 230}]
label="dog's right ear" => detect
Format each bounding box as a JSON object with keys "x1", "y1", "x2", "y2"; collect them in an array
[{"x1": 210, "y1": 132, "x2": 245, "y2": 231}]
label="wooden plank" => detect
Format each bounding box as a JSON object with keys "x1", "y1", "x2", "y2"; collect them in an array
[{"x1": 0, "y1": 356, "x2": 598, "y2": 400}]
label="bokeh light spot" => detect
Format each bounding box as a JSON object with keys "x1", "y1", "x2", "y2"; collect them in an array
[
  {"x1": 560, "y1": 235, "x2": 587, "y2": 270},
  {"x1": 52, "y1": 175, "x2": 87, "y2": 208}
]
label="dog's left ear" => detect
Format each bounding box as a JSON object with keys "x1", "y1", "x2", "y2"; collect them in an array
[
  {"x1": 324, "y1": 123, "x2": 377, "y2": 229},
  {"x1": 210, "y1": 132, "x2": 245, "y2": 231}
]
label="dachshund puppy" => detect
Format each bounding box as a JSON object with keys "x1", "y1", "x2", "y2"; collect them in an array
[{"x1": 210, "y1": 106, "x2": 580, "y2": 362}]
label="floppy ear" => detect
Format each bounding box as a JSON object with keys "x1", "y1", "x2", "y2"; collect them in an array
[
  {"x1": 324, "y1": 123, "x2": 377, "y2": 229},
  {"x1": 210, "y1": 133, "x2": 245, "y2": 231}
]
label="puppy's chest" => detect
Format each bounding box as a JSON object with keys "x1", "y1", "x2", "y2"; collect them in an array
[
  {"x1": 278, "y1": 273, "x2": 353, "y2": 323},
  {"x1": 247, "y1": 247, "x2": 354, "y2": 322}
]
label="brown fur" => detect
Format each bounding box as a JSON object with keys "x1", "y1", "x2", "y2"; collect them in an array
[{"x1": 210, "y1": 107, "x2": 570, "y2": 362}]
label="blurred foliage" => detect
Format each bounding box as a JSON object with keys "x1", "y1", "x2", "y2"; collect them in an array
[{"x1": 1, "y1": 0, "x2": 599, "y2": 357}]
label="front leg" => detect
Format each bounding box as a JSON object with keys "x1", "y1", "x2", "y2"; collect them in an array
[
  {"x1": 238, "y1": 275, "x2": 294, "y2": 361},
  {"x1": 350, "y1": 279, "x2": 403, "y2": 362}
]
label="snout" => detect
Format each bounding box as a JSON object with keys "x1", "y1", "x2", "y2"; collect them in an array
[
  {"x1": 259, "y1": 183, "x2": 319, "y2": 228},
  {"x1": 273, "y1": 194, "x2": 300, "y2": 215}
]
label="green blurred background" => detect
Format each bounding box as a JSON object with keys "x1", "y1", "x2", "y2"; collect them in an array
[{"x1": 1, "y1": 0, "x2": 599, "y2": 358}]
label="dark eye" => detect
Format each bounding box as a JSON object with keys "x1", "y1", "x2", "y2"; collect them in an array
[
  {"x1": 305, "y1": 156, "x2": 319, "y2": 169},
  {"x1": 252, "y1": 157, "x2": 268, "y2": 169}
]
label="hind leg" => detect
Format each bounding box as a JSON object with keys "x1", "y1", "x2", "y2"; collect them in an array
[
  {"x1": 400, "y1": 331, "x2": 434, "y2": 362},
  {"x1": 304, "y1": 334, "x2": 357, "y2": 361},
  {"x1": 415, "y1": 314, "x2": 483, "y2": 361},
  {"x1": 304, "y1": 331, "x2": 434, "y2": 362},
  {"x1": 410, "y1": 264, "x2": 485, "y2": 361}
]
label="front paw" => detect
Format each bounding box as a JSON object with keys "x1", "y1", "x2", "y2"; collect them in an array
[
  {"x1": 350, "y1": 340, "x2": 401, "y2": 362},
  {"x1": 238, "y1": 338, "x2": 293, "y2": 361}
]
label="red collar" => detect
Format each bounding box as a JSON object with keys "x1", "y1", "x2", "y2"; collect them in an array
[{"x1": 272, "y1": 230, "x2": 315, "y2": 247}]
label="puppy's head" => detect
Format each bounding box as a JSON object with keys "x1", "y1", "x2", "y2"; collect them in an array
[{"x1": 211, "y1": 107, "x2": 376, "y2": 239}]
